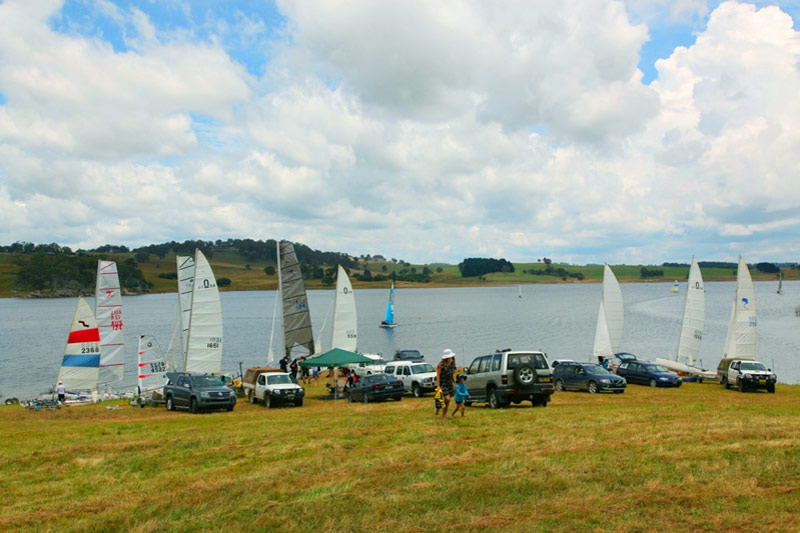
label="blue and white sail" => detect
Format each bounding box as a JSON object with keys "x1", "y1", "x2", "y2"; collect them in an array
[
  {"x1": 722, "y1": 256, "x2": 757, "y2": 361},
  {"x1": 380, "y1": 281, "x2": 397, "y2": 328}
]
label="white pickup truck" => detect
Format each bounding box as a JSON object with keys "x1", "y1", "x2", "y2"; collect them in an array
[
  {"x1": 242, "y1": 367, "x2": 305, "y2": 407},
  {"x1": 347, "y1": 353, "x2": 388, "y2": 377},
  {"x1": 717, "y1": 358, "x2": 776, "y2": 393}
]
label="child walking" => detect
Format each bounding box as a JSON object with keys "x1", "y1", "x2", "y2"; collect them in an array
[
  {"x1": 451, "y1": 374, "x2": 470, "y2": 418},
  {"x1": 433, "y1": 389, "x2": 444, "y2": 416}
]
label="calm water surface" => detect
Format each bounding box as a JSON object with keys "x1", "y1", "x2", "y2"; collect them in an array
[{"x1": 1, "y1": 281, "x2": 798, "y2": 399}]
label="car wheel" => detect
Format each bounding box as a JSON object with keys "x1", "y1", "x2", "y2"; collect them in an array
[
  {"x1": 226, "y1": 406, "x2": 234, "y2": 412},
  {"x1": 722, "y1": 377, "x2": 730, "y2": 389},
  {"x1": 394, "y1": 395, "x2": 402, "y2": 401},
  {"x1": 513, "y1": 364, "x2": 536, "y2": 386},
  {"x1": 264, "y1": 393, "x2": 272, "y2": 408},
  {"x1": 738, "y1": 379, "x2": 745, "y2": 393},
  {"x1": 698, "y1": 376, "x2": 704, "y2": 384},
  {"x1": 649, "y1": 379, "x2": 657, "y2": 388},
  {"x1": 166, "y1": 396, "x2": 174, "y2": 411},
  {"x1": 412, "y1": 383, "x2": 423, "y2": 398},
  {"x1": 248, "y1": 391, "x2": 256, "y2": 404},
  {"x1": 587, "y1": 381, "x2": 598, "y2": 394},
  {"x1": 294, "y1": 398, "x2": 303, "y2": 407},
  {"x1": 347, "y1": 392, "x2": 354, "y2": 403},
  {"x1": 488, "y1": 389, "x2": 502, "y2": 409},
  {"x1": 554, "y1": 379, "x2": 565, "y2": 392},
  {"x1": 190, "y1": 398, "x2": 199, "y2": 414},
  {"x1": 613, "y1": 390, "x2": 624, "y2": 394},
  {"x1": 767, "y1": 384, "x2": 775, "y2": 394}
]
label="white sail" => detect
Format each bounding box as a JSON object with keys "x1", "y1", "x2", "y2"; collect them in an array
[
  {"x1": 722, "y1": 256, "x2": 757, "y2": 360},
  {"x1": 96, "y1": 260, "x2": 124, "y2": 385},
  {"x1": 177, "y1": 255, "x2": 195, "y2": 365},
  {"x1": 593, "y1": 265, "x2": 623, "y2": 358},
  {"x1": 331, "y1": 265, "x2": 357, "y2": 352},
  {"x1": 57, "y1": 297, "x2": 101, "y2": 392},
  {"x1": 676, "y1": 257, "x2": 704, "y2": 366},
  {"x1": 278, "y1": 241, "x2": 315, "y2": 358},
  {"x1": 137, "y1": 335, "x2": 167, "y2": 394},
  {"x1": 184, "y1": 249, "x2": 224, "y2": 374},
  {"x1": 592, "y1": 303, "x2": 613, "y2": 360}
]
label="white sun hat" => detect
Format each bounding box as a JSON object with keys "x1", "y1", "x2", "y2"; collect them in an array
[{"x1": 441, "y1": 348, "x2": 456, "y2": 359}]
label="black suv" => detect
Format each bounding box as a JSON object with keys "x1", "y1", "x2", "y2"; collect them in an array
[
  {"x1": 465, "y1": 350, "x2": 554, "y2": 408},
  {"x1": 553, "y1": 362, "x2": 626, "y2": 393},
  {"x1": 163, "y1": 372, "x2": 236, "y2": 413},
  {"x1": 393, "y1": 349, "x2": 425, "y2": 363}
]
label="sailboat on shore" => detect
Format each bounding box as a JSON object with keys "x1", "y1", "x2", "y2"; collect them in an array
[
  {"x1": 96, "y1": 260, "x2": 124, "y2": 389},
  {"x1": 720, "y1": 256, "x2": 757, "y2": 363},
  {"x1": 379, "y1": 281, "x2": 397, "y2": 328},
  {"x1": 656, "y1": 257, "x2": 715, "y2": 380},
  {"x1": 331, "y1": 265, "x2": 357, "y2": 351},
  {"x1": 593, "y1": 265, "x2": 623, "y2": 364},
  {"x1": 273, "y1": 241, "x2": 315, "y2": 360},
  {"x1": 56, "y1": 297, "x2": 101, "y2": 401}
]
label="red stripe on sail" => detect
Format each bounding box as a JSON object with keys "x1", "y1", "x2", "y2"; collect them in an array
[{"x1": 68, "y1": 328, "x2": 100, "y2": 343}]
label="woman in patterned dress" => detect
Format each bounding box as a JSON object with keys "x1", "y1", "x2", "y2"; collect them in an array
[{"x1": 436, "y1": 349, "x2": 457, "y2": 418}]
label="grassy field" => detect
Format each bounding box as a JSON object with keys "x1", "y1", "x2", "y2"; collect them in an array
[{"x1": 2, "y1": 382, "x2": 800, "y2": 532}]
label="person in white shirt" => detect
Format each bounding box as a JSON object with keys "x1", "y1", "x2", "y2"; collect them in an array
[{"x1": 56, "y1": 381, "x2": 66, "y2": 405}]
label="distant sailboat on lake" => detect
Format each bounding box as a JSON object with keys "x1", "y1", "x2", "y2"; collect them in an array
[{"x1": 379, "y1": 281, "x2": 397, "y2": 328}]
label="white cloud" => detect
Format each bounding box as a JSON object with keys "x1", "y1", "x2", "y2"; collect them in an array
[{"x1": 0, "y1": 0, "x2": 798, "y2": 265}]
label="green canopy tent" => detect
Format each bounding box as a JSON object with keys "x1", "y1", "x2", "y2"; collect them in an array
[{"x1": 298, "y1": 348, "x2": 373, "y2": 399}]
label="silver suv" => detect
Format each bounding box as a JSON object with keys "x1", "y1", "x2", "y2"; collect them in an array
[{"x1": 465, "y1": 349, "x2": 554, "y2": 408}]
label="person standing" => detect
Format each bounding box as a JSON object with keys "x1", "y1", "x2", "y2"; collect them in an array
[
  {"x1": 451, "y1": 374, "x2": 471, "y2": 418},
  {"x1": 56, "y1": 381, "x2": 66, "y2": 405},
  {"x1": 436, "y1": 349, "x2": 457, "y2": 418},
  {"x1": 279, "y1": 355, "x2": 289, "y2": 373}
]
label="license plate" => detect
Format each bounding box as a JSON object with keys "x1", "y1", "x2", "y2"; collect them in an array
[
  {"x1": 759, "y1": 379, "x2": 766, "y2": 384},
  {"x1": 538, "y1": 377, "x2": 551, "y2": 382}
]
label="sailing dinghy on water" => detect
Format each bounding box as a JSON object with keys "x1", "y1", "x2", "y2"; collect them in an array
[
  {"x1": 56, "y1": 297, "x2": 101, "y2": 403},
  {"x1": 593, "y1": 265, "x2": 623, "y2": 366},
  {"x1": 96, "y1": 260, "x2": 124, "y2": 390},
  {"x1": 656, "y1": 258, "x2": 715, "y2": 380},
  {"x1": 379, "y1": 281, "x2": 397, "y2": 328}
]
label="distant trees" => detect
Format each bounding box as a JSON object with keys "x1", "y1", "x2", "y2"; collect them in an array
[
  {"x1": 755, "y1": 262, "x2": 779, "y2": 274},
  {"x1": 264, "y1": 266, "x2": 275, "y2": 276},
  {"x1": 216, "y1": 277, "x2": 231, "y2": 287},
  {"x1": 458, "y1": 258, "x2": 514, "y2": 278},
  {"x1": 640, "y1": 267, "x2": 664, "y2": 278},
  {"x1": 12, "y1": 254, "x2": 151, "y2": 292}
]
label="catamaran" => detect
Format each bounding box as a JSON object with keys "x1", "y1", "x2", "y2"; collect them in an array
[
  {"x1": 592, "y1": 264, "x2": 623, "y2": 364},
  {"x1": 96, "y1": 260, "x2": 124, "y2": 389},
  {"x1": 656, "y1": 257, "x2": 715, "y2": 379},
  {"x1": 137, "y1": 335, "x2": 168, "y2": 402},
  {"x1": 164, "y1": 250, "x2": 223, "y2": 374},
  {"x1": 56, "y1": 297, "x2": 101, "y2": 402},
  {"x1": 331, "y1": 265, "x2": 357, "y2": 351},
  {"x1": 274, "y1": 241, "x2": 315, "y2": 360},
  {"x1": 720, "y1": 256, "x2": 757, "y2": 363},
  {"x1": 379, "y1": 281, "x2": 397, "y2": 328}
]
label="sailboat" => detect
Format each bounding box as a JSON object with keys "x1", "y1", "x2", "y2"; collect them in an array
[
  {"x1": 777, "y1": 270, "x2": 783, "y2": 295},
  {"x1": 721, "y1": 256, "x2": 757, "y2": 362},
  {"x1": 518, "y1": 285, "x2": 523, "y2": 299},
  {"x1": 165, "y1": 254, "x2": 195, "y2": 371},
  {"x1": 183, "y1": 249, "x2": 224, "y2": 375},
  {"x1": 671, "y1": 280, "x2": 679, "y2": 293},
  {"x1": 331, "y1": 265, "x2": 357, "y2": 351},
  {"x1": 656, "y1": 257, "x2": 715, "y2": 379},
  {"x1": 592, "y1": 265, "x2": 623, "y2": 364},
  {"x1": 379, "y1": 281, "x2": 397, "y2": 328},
  {"x1": 137, "y1": 335, "x2": 167, "y2": 400},
  {"x1": 276, "y1": 241, "x2": 315, "y2": 359},
  {"x1": 56, "y1": 297, "x2": 101, "y2": 400},
  {"x1": 96, "y1": 260, "x2": 124, "y2": 388}
]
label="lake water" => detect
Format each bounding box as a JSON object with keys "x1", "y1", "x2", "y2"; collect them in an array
[{"x1": 1, "y1": 281, "x2": 798, "y2": 399}]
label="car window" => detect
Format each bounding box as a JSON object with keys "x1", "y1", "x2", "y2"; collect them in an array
[
  {"x1": 619, "y1": 363, "x2": 629, "y2": 371},
  {"x1": 403, "y1": 367, "x2": 411, "y2": 376},
  {"x1": 177, "y1": 376, "x2": 185, "y2": 387},
  {"x1": 384, "y1": 366, "x2": 394, "y2": 374},
  {"x1": 411, "y1": 364, "x2": 435, "y2": 374},
  {"x1": 492, "y1": 353, "x2": 501, "y2": 371},
  {"x1": 267, "y1": 374, "x2": 292, "y2": 385},
  {"x1": 468, "y1": 359, "x2": 480, "y2": 374},
  {"x1": 575, "y1": 366, "x2": 584, "y2": 375},
  {"x1": 258, "y1": 375, "x2": 265, "y2": 385},
  {"x1": 741, "y1": 362, "x2": 767, "y2": 371},
  {"x1": 508, "y1": 353, "x2": 548, "y2": 370},
  {"x1": 478, "y1": 356, "x2": 491, "y2": 373}
]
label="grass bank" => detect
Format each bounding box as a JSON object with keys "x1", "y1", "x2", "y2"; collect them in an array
[{"x1": 2, "y1": 382, "x2": 800, "y2": 532}]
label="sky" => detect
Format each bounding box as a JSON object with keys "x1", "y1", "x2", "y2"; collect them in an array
[{"x1": 0, "y1": 0, "x2": 798, "y2": 265}]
